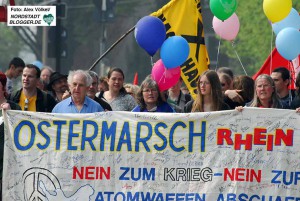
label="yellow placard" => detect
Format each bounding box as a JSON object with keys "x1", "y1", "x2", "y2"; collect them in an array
[{"x1": 151, "y1": 0, "x2": 210, "y2": 99}]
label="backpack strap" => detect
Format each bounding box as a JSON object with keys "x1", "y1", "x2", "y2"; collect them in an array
[{"x1": 42, "y1": 91, "x2": 48, "y2": 112}]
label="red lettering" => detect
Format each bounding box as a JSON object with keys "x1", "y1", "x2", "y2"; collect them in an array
[
  {"x1": 100, "y1": 167, "x2": 110, "y2": 179},
  {"x1": 224, "y1": 168, "x2": 261, "y2": 182},
  {"x1": 267, "y1": 135, "x2": 274, "y2": 151},
  {"x1": 73, "y1": 166, "x2": 84, "y2": 179},
  {"x1": 253, "y1": 128, "x2": 267, "y2": 145},
  {"x1": 224, "y1": 168, "x2": 234, "y2": 181},
  {"x1": 217, "y1": 129, "x2": 233, "y2": 145},
  {"x1": 72, "y1": 166, "x2": 111, "y2": 180},
  {"x1": 217, "y1": 128, "x2": 294, "y2": 151},
  {"x1": 85, "y1": 166, "x2": 94, "y2": 179},
  {"x1": 275, "y1": 129, "x2": 293, "y2": 146},
  {"x1": 234, "y1": 134, "x2": 253, "y2": 150},
  {"x1": 250, "y1": 169, "x2": 261, "y2": 182},
  {"x1": 235, "y1": 168, "x2": 245, "y2": 181}
]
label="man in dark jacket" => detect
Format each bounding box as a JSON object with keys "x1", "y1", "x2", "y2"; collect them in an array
[
  {"x1": 88, "y1": 71, "x2": 112, "y2": 111},
  {"x1": 8, "y1": 64, "x2": 57, "y2": 112}
]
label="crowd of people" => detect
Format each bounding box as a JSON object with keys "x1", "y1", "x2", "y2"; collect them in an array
[
  {"x1": 1, "y1": 57, "x2": 300, "y2": 114},
  {"x1": 0, "y1": 57, "x2": 300, "y2": 197}
]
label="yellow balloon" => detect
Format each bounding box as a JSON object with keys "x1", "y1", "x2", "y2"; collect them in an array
[{"x1": 263, "y1": 0, "x2": 292, "y2": 23}]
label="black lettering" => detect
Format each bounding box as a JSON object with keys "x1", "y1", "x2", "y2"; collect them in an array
[
  {"x1": 164, "y1": 168, "x2": 175, "y2": 181},
  {"x1": 166, "y1": 31, "x2": 175, "y2": 37},
  {"x1": 185, "y1": 69, "x2": 198, "y2": 82},
  {"x1": 181, "y1": 58, "x2": 195, "y2": 73},
  {"x1": 182, "y1": 19, "x2": 205, "y2": 62},
  {"x1": 190, "y1": 78, "x2": 198, "y2": 88},
  {"x1": 157, "y1": 14, "x2": 166, "y2": 22}
]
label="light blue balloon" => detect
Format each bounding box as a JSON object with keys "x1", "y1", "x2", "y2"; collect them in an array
[
  {"x1": 160, "y1": 36, "x2": 190, "y2": 69},
  {"x1": 272, "y1": 8, "x2": 300, "y2": 35},
  {"x1": 275, "y1": 27, "x2": 300, "y2": 61}
]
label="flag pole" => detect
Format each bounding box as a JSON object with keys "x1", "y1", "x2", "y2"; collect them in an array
[{"x1": 89, "y1": 26, "x2": 135, "y2": 71}]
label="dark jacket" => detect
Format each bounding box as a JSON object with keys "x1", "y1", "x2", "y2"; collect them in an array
[
  {"x1": 291, "y1": 95, "x2": 300, "y2": 109},
  {"x1": 8, "y1": 88, "x2": 57, "y2": 112},
  {"x1": 167, "y1": 91, "x2": 191, "y2": 113},
  {"x1": 94, "y1": 96, "x2": 112, "y2": 111}
]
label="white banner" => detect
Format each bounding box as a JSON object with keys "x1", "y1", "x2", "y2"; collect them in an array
[{"x1": 3, "y1": 109, "x2": 300, "y2": 200}]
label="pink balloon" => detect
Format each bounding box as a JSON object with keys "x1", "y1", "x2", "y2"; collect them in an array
[
  {"x1": 212, "y1": 13, "x2": 240, "y2": 41},
  {"x1": 151, "y1": 59, "x2": 181, "y2": 91}
]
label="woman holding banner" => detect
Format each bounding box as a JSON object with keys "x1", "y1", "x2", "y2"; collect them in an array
[
  {"x1": 184, "y1": 70, "x2": 230, "y2": 112},
  {"x1": 132, "y1": 76, "x2": 174, "y2": 113}
]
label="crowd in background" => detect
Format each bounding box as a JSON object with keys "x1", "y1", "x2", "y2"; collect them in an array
[
  {"x1": 0, "y1": 56, "x2": 300, "y2": 198},
  {"x1": 1, "y1": 57, "x2": 300, "y2": 114}
]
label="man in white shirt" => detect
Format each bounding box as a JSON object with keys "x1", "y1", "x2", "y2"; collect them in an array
[{"x1": 4, "y1": 57, "x2": 25, "y2": 95}]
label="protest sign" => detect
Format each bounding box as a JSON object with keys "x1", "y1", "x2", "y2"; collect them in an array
[{"x1": 3, "y1": 109, "x2": 300, "y2": 200}]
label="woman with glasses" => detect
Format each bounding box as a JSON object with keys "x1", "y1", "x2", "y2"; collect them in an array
[
  {"x1": 236, "y1": 74, "x2": 287, "y2": 111},
  {"x1": 98, "y1": 68, "x2": 137, "y2": 111},
  {"x1": 184, "y1": 70, "x2": 230, "y2": 112},
  {"x1": 132, "y1": 76, "x2": 174, "y2": 113}
]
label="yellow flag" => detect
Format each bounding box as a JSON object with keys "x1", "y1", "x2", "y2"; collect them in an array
[{"x1": 151, "y1": 0, "x2": 210, "y2": 99}]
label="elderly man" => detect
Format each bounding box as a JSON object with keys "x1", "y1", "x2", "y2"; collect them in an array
[
  {"x1": 52, "y1": 70, "x2": 104, "y2": 113},
  {"x1": 88, "y1": 71, "x2": 112, "y2": 111}
]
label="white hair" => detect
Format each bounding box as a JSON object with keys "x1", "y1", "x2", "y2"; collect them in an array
[{"x1": 68, "y1": 70, "x2": 93, "y2": 87}]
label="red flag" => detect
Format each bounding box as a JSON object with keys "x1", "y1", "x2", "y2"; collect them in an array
[
  {"x1": 133, "y1": 72, "x2": 138, "y2": 85},
  {"x1": 252, "y1": 48, "x2": 299, "y2": 89},
  {"x1": 0, "y1": 0, "x2": 15, "y2": 22}
]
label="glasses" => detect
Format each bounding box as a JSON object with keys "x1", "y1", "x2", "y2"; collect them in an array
[
  {"x1": 257, "y1": 84, "x2": 272, "y2": 89},
  {"x1": 24, "y1": 98, "x2": 29, "y2": 111},
  {"x1": 142, "y1": 88, "x2": 158, "y2": 93},
  {"x1": 199, "y1": 81, "x2": 210, "y2": 86}
]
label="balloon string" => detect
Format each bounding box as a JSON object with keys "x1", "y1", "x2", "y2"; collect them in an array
[
  {"x1": 151, "y1": 57, "x2": 154, "y2": 67},
  {"x1": 269, "y1": 28, "x2": 274, "y2": 75},
  {"x1": 215, "y1": 37, "x2": 221, "y2": 71},
  {"x1": 289, "y1": 60, "x2": 296, "y2": 87},
  {"x1": 232, "y1": 41, "x2": 248, "y2": 76},
  {"x1": 158, "y1": 69, "x2": 167, "y2": 87}
]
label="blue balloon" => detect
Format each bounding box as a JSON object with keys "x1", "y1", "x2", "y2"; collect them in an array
[
  {"x1": 272, "y1": 8, "x2": 300, "y2": 35},
  {"x1": 134, "y1": 16, "x2": 166, "y2": 56},
  {"x1": 160, "y1": 36, "x2": 190, "y2": 68},
  {"x1": 275, "y1": 27, "x2": 300, "y2": 61}
]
